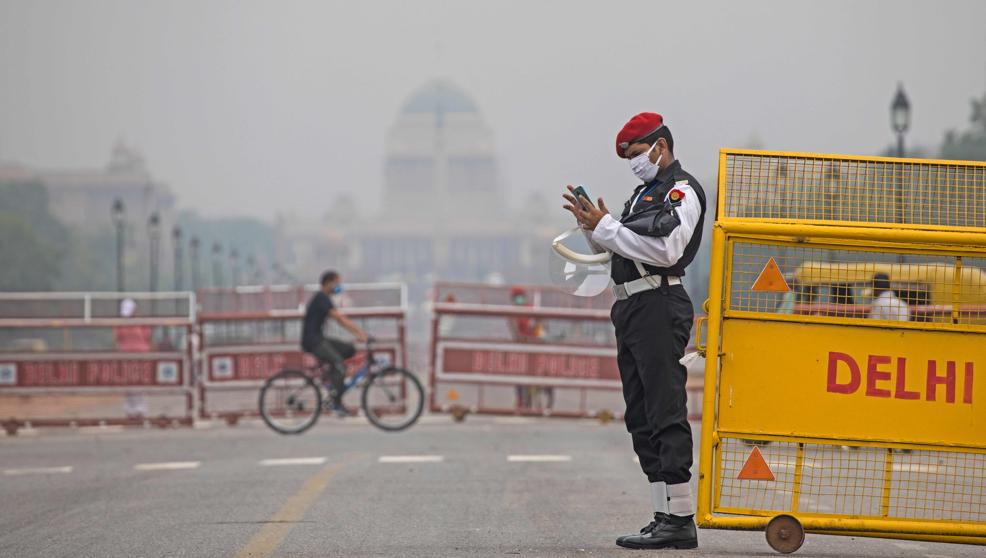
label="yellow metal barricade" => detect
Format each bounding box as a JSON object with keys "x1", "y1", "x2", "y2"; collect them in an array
[{"x1": 697, "y1": 149, "x2": 986, "y2": 553}]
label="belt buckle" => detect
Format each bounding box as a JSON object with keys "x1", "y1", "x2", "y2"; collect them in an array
[{"x1": 612, "y1": 283, "x2": 629, "y2": 300}]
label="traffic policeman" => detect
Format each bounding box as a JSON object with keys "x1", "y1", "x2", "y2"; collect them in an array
[{"x1": 563, "y1": 112, "x2": 705, "y2": 550}]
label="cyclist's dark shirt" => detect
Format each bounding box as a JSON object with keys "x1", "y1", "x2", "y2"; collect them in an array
[{"x1": 301, "y1": 291, "x2": 334, "y2": 352}]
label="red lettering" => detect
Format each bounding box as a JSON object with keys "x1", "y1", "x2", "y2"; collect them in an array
[
  {"x1": 866, "y1": 355, "x2": 892, "y2": 398},
  {"x1": 893, "y1": 357, "x2": 920, "y2": 400},
  {"x1": 827, "y1": 352, "x2": 860, "y2": 394},
  {"x1": 22, "y1": 361, "x2": 80, "y2": 386},
  {"x1": 964, "y1": 362, "x2": 974, "y2": 404},
  {"x1": 926, "y1": 360, "x2": 956, "y2": 403},
  {"x1": 531, "y1": 354, "x2": 602, "y2": 379}
]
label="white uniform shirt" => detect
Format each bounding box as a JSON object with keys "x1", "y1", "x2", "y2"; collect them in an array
[
  {"x1": 586, "y1": 182, "x2": 702, "y2": 270},
  {"x1": 868, "y1": 291, "x2": 910, "y2": 322}
]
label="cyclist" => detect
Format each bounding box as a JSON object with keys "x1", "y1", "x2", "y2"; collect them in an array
[{"x1": 301, "y1": 270, "x2": 369, "y2": 415}]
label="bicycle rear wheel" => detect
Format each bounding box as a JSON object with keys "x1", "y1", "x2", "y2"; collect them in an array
[
  {"x1": 259, "y1": 369, "x2": 322, "y2": 434},
  {"x1": 361, "y1": 367, "x2": 424, "y2": 432}
]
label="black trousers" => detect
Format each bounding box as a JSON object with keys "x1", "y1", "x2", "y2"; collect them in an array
[
  {"x1": 309, "y1": 337, "x2": 356, "y2": 396},
  {"x1": 611, "y1": 284, "x2": 694, "y2": 484}
]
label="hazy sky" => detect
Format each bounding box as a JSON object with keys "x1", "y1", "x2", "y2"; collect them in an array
[{"x1": 1, "y1": 0, "x2": 984, "y2": 221}]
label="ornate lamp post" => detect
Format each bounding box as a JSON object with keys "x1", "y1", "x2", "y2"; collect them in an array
[
  {"x1": 147, "y1": 212, "x2": 161, "y2": 292},
  {"x1": 891, "y1": 83, "x2": 911, "y2": 158},
  {"x1": 172, "y1": 226, "x2": 183, "y2": 291},
  {"x1": 111, "y1": 198, "x2": 126, "y2": 292},
  {"x1": 189, "y1": 236, "x2": 201, "y2": 291}
]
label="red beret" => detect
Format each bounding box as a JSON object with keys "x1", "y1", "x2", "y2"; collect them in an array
[{"x1": 616, "y1": 112, "x2": 663, "y2": 158}]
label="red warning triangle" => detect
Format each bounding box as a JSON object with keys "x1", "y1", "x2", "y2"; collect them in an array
[
  {"x1": 738, "y1": 446, "x2": 775, "y2": 481},
  {"x1": 751, "y1": 258, "x2": 790, "y2": 293}
]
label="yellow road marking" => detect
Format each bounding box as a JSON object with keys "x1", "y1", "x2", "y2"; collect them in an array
[{"x1": 234, "y1": 461, "x2": 344, "y2": 558}]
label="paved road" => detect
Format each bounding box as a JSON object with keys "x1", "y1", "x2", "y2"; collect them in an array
[{"x1": 0, "y1": 416, "x2": 980, "y2": 557}]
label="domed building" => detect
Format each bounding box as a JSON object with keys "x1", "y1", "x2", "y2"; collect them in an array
[
  {"x1": 336, "y1": 79, "x2": 545, "y2": 285},
  {"x1": 382, "y1": 79, "x2": 501, "y2": 221}
]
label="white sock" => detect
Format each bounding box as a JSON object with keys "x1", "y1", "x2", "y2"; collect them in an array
[
  {"x1": 667, "y1": 482, "x2": 695, "y2": 516},
  {"x1": 650, "y1": 481, "x2": 669, "y2": 515}
]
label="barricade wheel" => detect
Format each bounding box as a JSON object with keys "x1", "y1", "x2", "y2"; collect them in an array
[
  {"x1": 3, "y1": 419, "x2": 19, "y2": 436},
  {"x1": 450, "y1": 405, "x2": 468, "y2": 422},
  {"x1": 765, "y1": 514, "x2": 804, "y2": 554}
]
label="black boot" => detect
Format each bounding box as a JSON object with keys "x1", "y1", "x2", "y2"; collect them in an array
[
  {"x1": 616, "y1": 513, "x2": 697, "y2": 550},
  {"x1": 616, "y1": 513, "x2": 665, "y2": 546}
]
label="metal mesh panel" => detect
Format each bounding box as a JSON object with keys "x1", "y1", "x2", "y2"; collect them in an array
[
  {"x1": 890, "y1": 448, "x2": 986, "y2": 522},
  {"x1": 959, "y1": 257, "x2": 986, "y2": 325},
  {"x1": 722, "y1": 152, "x2": 986, "y2": 229},
  {"x1": 716, "y1": 437, "x2": 986, "y2": 523},
  {"x1": 718, "y1": 438, "x2": 799, "y2": 513},
  {"x1": 726, "y1": 241, "x2": 986, "y2": 325}
]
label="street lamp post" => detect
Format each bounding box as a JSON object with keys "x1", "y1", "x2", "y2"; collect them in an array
[
  {"x1": 890, "y1": 83, "x2": 911, "y2": 264},
  {"x1": 111, "y1": 198, "x2": 126, "y2": 292},
  {"x1": 891, "y1": 83, "x2": 911, "y2": 159},
  {"x1": 148, "y1": 212, "x2": 161, "y2": 292},
  {"x1": 172, "y1": 226, "x2": 183, "y2": 291},
  {"x1": 211, "y1": 242, "x2": 224, "y2": 288},
  {"x1": 190, "y1": 236, "x2": 201, "y2": 291}
]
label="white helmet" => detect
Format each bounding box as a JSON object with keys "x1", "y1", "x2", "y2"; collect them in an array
[{"x1": 548, "y1": 227, "x2": 612, "y2": 297}]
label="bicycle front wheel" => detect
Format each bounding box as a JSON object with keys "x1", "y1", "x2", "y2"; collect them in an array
[
  {"x1": 259, "y1": 369, "x2": 322, "y2": 435},
  {"x1": 361, "y1": 367, "x2": 424, "y2": 432}
]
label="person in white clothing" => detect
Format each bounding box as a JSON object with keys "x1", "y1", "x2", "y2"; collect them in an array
[{"x1": 868, "y1": 272, "x2": 910, "y2": 322}]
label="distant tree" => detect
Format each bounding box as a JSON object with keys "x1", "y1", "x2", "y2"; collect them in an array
[
  {"x1": 940, "y1": 92, "x2": 986, "y2": 161},
  {"x1": 0, "y1": 180, "x2": 68, "y2": 290}
]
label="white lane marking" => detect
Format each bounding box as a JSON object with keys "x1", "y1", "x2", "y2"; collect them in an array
[
  {"x1": 3, "y1": 466, "x2": 74, "y2": 476},
  {"x1": 507, "y1": 455, "x2": 572, "y2": 463},
  {"x1": 893, "y1": 542, "x2": 926, "y2": 550},
  {"x1": 378, "y1": 455, "x2": 444, "y2": 464},
  {"x1": 260, "y1": 457, "x2": 327, "y2": 466},
  {"x1": 134, "y1": 461, "x2": 201, "y2": 471}
]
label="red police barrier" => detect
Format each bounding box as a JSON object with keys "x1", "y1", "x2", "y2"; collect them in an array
[
  {"x1": 0, "y1": 292, "x2": 196, "y2": 433},
  {"x1": 429, "y1": 282, "x2": 704, "y2": 420},
  {"x1": 196, "y1": 283, "x2": 407, "y2": 422}
]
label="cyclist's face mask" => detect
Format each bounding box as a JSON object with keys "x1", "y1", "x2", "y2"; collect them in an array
[
  {"x1": 331, "y1": 284, "x2": 343, "y2": 295},
  {"x1": 513, "y1": 295, "x2": 526, "y2": 305}
]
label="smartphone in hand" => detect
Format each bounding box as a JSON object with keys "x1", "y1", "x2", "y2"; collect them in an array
[{"x1": 571, "y1": 185, "x2": 594, "y2": 211}]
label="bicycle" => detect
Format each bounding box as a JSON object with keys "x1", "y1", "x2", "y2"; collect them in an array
[{"x1": 258, "y1": 339, "x2": 424, "y2": 434}]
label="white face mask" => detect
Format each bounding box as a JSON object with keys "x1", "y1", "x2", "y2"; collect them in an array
[{"x1": 629, "y1": 141, "x2": 662, "y2": 183}]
